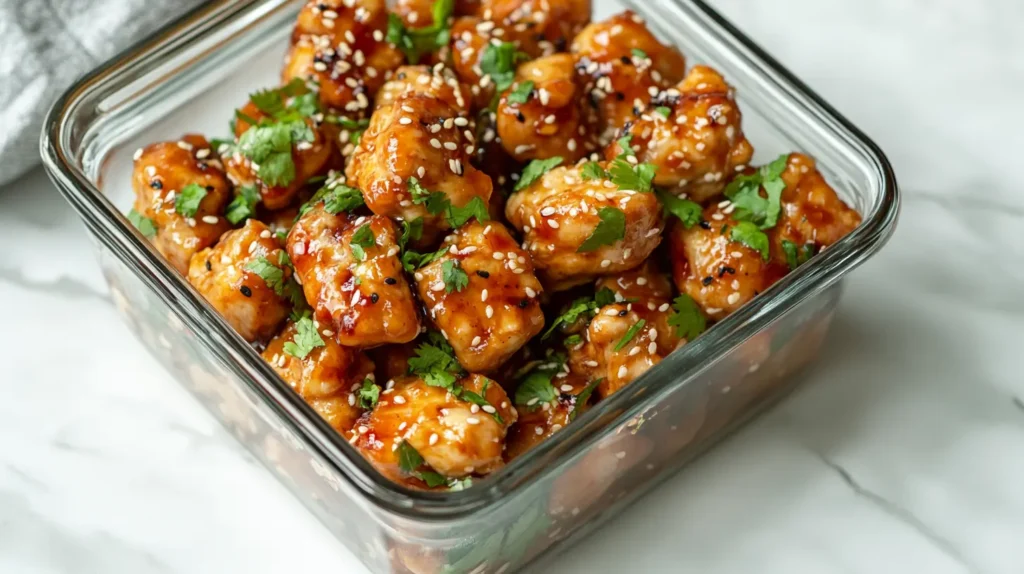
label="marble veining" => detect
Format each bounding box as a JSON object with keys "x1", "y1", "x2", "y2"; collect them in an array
[{"x1": 2, "y1": 0, "x2": 1023, "y2": 573}]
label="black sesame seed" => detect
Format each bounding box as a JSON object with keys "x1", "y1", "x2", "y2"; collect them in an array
[
  {"x1": 615, "y1": 92, "x2": 625, "y2": 101},
  {"x1": 516, "y1": 112, "x2": 526, "y2": 123},
  {"x1": 150, "y1": 180, "x2": 163, "y2": 190},
  {"x1": 384, "y1": 277, "x2": 397, "y2": 285},
  {"x1": 205, "y1": 185, "x2": 214, "y2": 191},
  {"x1": 518, "y1": 299, "x2": 529, "y2": 308},
  {"x1": 618, "y1": 310, "x2": 628, "y2": 317},
  {"x1": 699, "y1": 220, "x2": 712, "y2": 230},
  {"x1": 370, "y1": 293, "x2": 379, "y2": 304},
  {"x1": 476, "y1": 270, "x2": 490, "y2": 278},
  {"x1": 702, "y1": 276, "x2": 714, "y2": 286},
  {"x1": 205, "y1": 260, "x2": 212, "y2": 271},
  {"x1": 240, "y1": 286, "x2": 252, "y2": 297},
  {"x1": 620, "y1": 56, "x2": 632, "y2": 65}
]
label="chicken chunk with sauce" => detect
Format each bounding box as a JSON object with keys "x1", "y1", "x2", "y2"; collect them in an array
[
  {"x1": 187, "y1": 219, "x2": 295, "y2": 343},
  {"x1": 288, "y1": 206, "x2": 421, "y2": 347},
  {"x1": 413, "y1": 221, "x2": 545, "y2": 372},
  {"x1": 352, "y1": 374, "x2": 517, "y2": 486},
  {"x1": 131, "y1": 134, "x2": 232, "y2": 274},
  {"x1": 262, "y1": 320, "x2": 377, "y2": 433},
  {"x1": 607, "y1": 65, "x2": 754, "y2": 203},
  {"x1": 505, "y1": 164, "x2": 663, "y2": 291}
]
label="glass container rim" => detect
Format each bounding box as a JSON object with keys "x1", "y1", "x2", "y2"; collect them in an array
[{"x1": 40, "y1": 0, "x2": 900, "y2": 520}]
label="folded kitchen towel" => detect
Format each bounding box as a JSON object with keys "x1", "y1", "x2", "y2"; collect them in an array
[{"x1": 0, "y1": 0, "x2": 204, "y2": 186}]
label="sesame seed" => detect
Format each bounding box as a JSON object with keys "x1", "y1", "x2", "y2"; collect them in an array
[
  {"x1": 485, "y1": 305, "x2": 493, "y2": 318},
  {"x1": 731, "y1": 251, "x2": 743, "y2": 258},
  {"x1": 394, "y1": 396, "x2": 406, "y2": 404},
  {"x1": 525, "y1": 287, "x2": 536, "y2": 298},
  {"x1": 430, "y1": 138, "x2": 442, "y2": 149},
  {"x1": 628, "y1": 347, "x2": 640, "y2": 356},
  {"x1": 727, "y1": 293, "x2": 741, "y2": 305},
  {"x1": 429, "y1": 433, "x2": 439, "y2": 445},
  {"x1": 399, "y1": 117, "x2": 412, "y2": 125},
  {"x1": 601, "y1": 259, "x2": 612, "y2": 268},
  {"x1": 540, "y1": 207, "x2": 555, "y2": 216},
  {"x1": 133, "y1": 148, "x2": 143, "y2": 161},
  {"x1": 584, "y1": 360, "x2": 599, "y2": 367},
  {"x1": 201, "y1": 215, "x2": 219, "y2": 224},
  {"x1": 471, "y1": 336, "x2": 482, "y2": 346},
  {"x1": 535, "y1": 426, "x2": 544, "y2": 435},
  {"x1": 466, "y1": 416, "x2": 481, "y2": 425},
  {"x1": 658, "y1": 303, "x2": 670, "y2": 312},
  {"x1": 547, "y1": 219, "x2": 559, "y2": 229},
  {"x1": 617, "y1": 365, "x2": 628, "y2": 378},
  {"x1": 481, "y1": 289, "x2": 488, "y2": 302},
  {"x1": 443, "y1": 141, "x2": 458, "y2": 151}
]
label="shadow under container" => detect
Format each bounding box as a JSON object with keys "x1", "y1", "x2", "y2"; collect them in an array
[{"x1": 40, "y1": 0, "x2": 900, "y2": 572}]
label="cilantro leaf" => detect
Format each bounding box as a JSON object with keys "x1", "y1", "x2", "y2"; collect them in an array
[
  {"x1": 782, "y1": 240, "x2": 816, "y2": 270},
  {"x1": 577, "y1": 207, "x2": 626, "y2": 252},
  {"x1": 563, "y1": 334, "x2": 583, "y2": 348},
  {"x1": 514, "y1": 370, "x2": 558, "y2": 408},
  {"x1": 358, "y1": 378, "x2": 380, "y2": 409},
  {"x1": 515, "y1": 156, "x2": 563, "y2": 191},
  {"x1": 481, "y1": 42, "x2": 528, "y2": 93},
  {"x1": 608, "y1": 158, "x2": 656, "y2": 192},
  {"x1": 300, "y1": 184, "x2": 365, "y2": 216},
  {"x1": 631, "y1": 48, "x2": 648, "y2": 60},
  {"x1": 408, "y1": 331, "x2": 465, "y2": 390},
  {"x1": 174, "y1": 183, "x2": 208, "y2": 218},
  {"x1": 441, "y1": 259, "x2": 469, "y2": 293},
  {"x1": 396, "y1": 440, "x2": 427, "y2": 474},
  {"x1": 386, "y1": 0, "x2": 455, "y2": 64},
  {"x1": 245, "y1": 256, "x2": 285, "y2": 293},
  {"x1": 541, "y1": 287, "x2": 615, "y2": 339},
  {"x1": 459, "y1": 384, "x2": 503, "y2": 425},
  {"x1": 409, "y1": 177, "x2": 450, "y2": 215},
  {"x1": 127, "y1": 209, "x2": 157, "y2": 238},
  {"x1": 724, "y1": 154, "x2": 789, "y2": 230},
  {"x1": 350, "y1": 224, "x2": 376, "y2": 261},
  {"x1": 283, "y1": 315, "x2": 326, "y2": 359},
  {"x1": 581, "y1": 161, "x2": 607, "y2": 181},
  {"x1": 399, "y1": 218, "x2": 424, "y2": 250},
  {"x1": 448, "y1": 477, "x2": 473, "y2": 491},
  {"x1": 654, "y1": 106, "x2": 672, "y2": 118},
  {"x1": 730, "y1": 221, "x2": 771, "y2": 261},
  {"x1": 445, "y1": 196, "x2": 490, "y2": 228},
  {"x1": 236, "y1": 119, "x2": 312, "y2": 187},
  {"x1": 667, "y1": 294, "x2": 707, "y2": 340},
  {"x1": 613, "y1": 319, "x2": 647, "y2": 351},
  {"x1": 507, "y1": 81, "x2": 534, "y2": 104},
  {"x1": 656, "y1": 189, "x2": 702, "y2": 229},
  {"x1": 569, "y1": 378, "x2": 603, "y2": 421},
  {"x1": 401, "y1": 244, "x2": 449, "y2": 272},
  {"x1": 225, "y1": 184, "x2": 261, "y2": 224}
]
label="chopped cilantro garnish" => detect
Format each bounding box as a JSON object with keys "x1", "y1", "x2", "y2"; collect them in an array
[
  {"x1": 350, "y1": 224, "x2": 376, "y2": 261},
  {"x1": 515, "y1": 156, "x2": 563, "y2": 191},
  {"x1": 358, "y1": 378, "x2": 380, "y2": 409},
  {"x1": 175, "y1": 183, "x2": 208, "y2": 218},
  {"x1": 667, "y1": 294, "x2": 706, "y2": 340},
  {"x1": 234, "y1": 79, "x2": 321, "y2": 188},
  {"x1": 581, "y1": 161, "x2": 606, "y2": 181},
  {"x1": 481, "y1": 42, "x2": 528, "y2": 93},
  {"x1": 386, "y1": 0, "x2": 455, "y2": 64},
  {"x1": 446, "y1": 196, "x2": 490, "y2": 228},
  {"x1": 577, "y1": 206, "x2": 626, "y2": 252},
  {"x1": 613, "y1": 319, "x2": 647, "y2": 352},
  {"x1": 127, "y1": 209, "x2": 157, "y2": 238},
  {"x1": 283, "y1": 315, "x2": 325, "y2": 359},
  {"x1": 399, "y1": 218, "x2": 424, "y2": 250},
  {"x1": 409, "y1": 176, "x2": 450, "y2": 214},
  {"x1": 542, "y1": 287, "x2": 615, "y2": 339},
  {"x1": 563, "y1": 334, "x2": 583, "y2": 348},
  {"x1": 730, "y1": 221, "x2": 771, "y2": 261},
  {"x1": 507, "y1": 81, "x2": 534, "y2": 105},
  {"x1": 401, "y1": 243, "x2": 449, "y2": 272},
  {"x1": 459, "y1": 382, "x2": 504, "y2": 424},
  {"x1": 656, "y1": 189, "x2": 702, "y2": 229},
  {"x1": 225, "y1": 184, "x2": 261, "y2": 224},
  {"x1": 409, "y1": 177, "x2": 489, "y2": 228},
  {"x1": 396, "y1": 441, "x2": 447, "y2": 486},
  {"x1": 654, "y1": 106, "x2": 672, "y2": 118},
  {"x1": 782, "y1": 240, "x2": 816, "y2": 270},
  {"x1": 724, "y1": 154, "x2": 788, "y2": 230},
  {"x1": 608, "y1": 159, "x2": 656, "y2": 193},
  {"x1": 569, "y1": 378, "x2": 603, "y2": 421},
  {"x1": 631, "y1": 48, "x2": 648, "y2": 60},
  {"x1": 245, "y1": 256, "x2": 285, "y2": 292},
  {"x1": 408, "y1": 331, "x2": 465, "y2": 390},
  {"x1": 514, "y1": 368, "x2": 558, "y2": 409},
  {"x1": 448, "y1": 477, "x2": 473, "y2": 491},
  {"x1": 441, "y1": 259, "x2": 469, "y2": 293}
]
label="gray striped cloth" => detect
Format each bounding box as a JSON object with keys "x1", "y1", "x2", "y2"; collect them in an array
[{"x1": 0, "y1": 0, "x2": 203, "y2": 186}]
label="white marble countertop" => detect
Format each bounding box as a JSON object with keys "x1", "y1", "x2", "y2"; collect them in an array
[{"x1": 3, "y1": 0, "x2": 1023, "y2": 572}]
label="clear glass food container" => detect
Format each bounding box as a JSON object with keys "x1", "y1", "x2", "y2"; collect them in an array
[{"x1": 40, "y1": 0, "x2": 899, "y2": 572}]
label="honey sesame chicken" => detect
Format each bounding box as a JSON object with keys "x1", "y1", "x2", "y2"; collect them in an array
[
  {"x1": 131, "y1": 135, "x2": 232, "y2": 274},
  {"x1": 346, "y1": 92, "x2": 492, "y2": 237},
  {"x1": 572, "y1": 11, "x2": 687, "y2": 139},
  {"x1": 187, "y1": 220, "x2": 294, "y2": 343},
  {"x1": 127, "y1": 4, "x2": 865, "y2": 491},
  {"x1": 285, "y1": 0, "x2": 404, "y2": 112},
  {"x1": 505, "y1": 163, "x2": 664, "y2": 291},
  {"x1": 262, "y1": 320, "x2": 377, "y2": 433},
  {"x1": 288, "y1": 206, "x2": 422, "y2": 347},
  {"x1": 607, "y1": 65, "x2": 754, "y2": 203},
  {"x1": 496, "y1": 53, "x2": 598, "y2": 162},
  {"x1": 414, "y1": 221, "x2": 546, "y2": 372},
  {"x1": 668, "y1": 202, "x2": 788, "y2": 321},
  {"x1": 352, "y1": 374, "x2": 517, "y2": 486}
]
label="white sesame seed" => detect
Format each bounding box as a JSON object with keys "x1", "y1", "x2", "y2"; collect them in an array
[
  {"x1": 617, "y1": 365, "x2": 628, "y2": 378},
  {"x1": 430, "y1": 138, "x2": 442, "y2": 149},
  {"x1": 133, "y1": 148, "x2": 143, "y2": 161},
  {"x1": 485, "y1": 305, "x2": 493, "y2": 318},
  {"x1": 471, "y1": 335, "x2": 482, "y2": 346},
  {"x1": 600, "y1": 259, "x2": 612, "y2": 268},
  {"x1": 480, "y1": 289, "x2": 488, "y2": 302},
  {"x1": 399, "y1": 117, "x2": 412, "y2": 125},
  {"x1": 584, "y1": 360, "x2": 599, "y2": 368},
  {"x1": 648, "y1": 342, "x2": 658, "y2": 354},
  {"x1": 727, "y1": 293, "x2": 741, "y2": 305},
  {"x1": 429, "y1": 433, "x2": 439, "y2": 445},
  {"x1": 658, "y1": 303, "x2": 670, "y2": 312},
  {"x1": 393, "y1": 396, "x2": 406, "y2": 404},
  {"x1": 628, "y1": 347, "x2": 640, "y2": 356},
  {"x1": 547, "y1": 219, "x2": 559, "y2": 229},
  {"x1": 466, "y1": 416, "x2": 481, "y2": 425},
  {"x1": 201, "y1": 215, "x2": 219, "y2": 224},
  {"x1": 525, "y1": 287, "x2": 536, "y2": 298}
]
